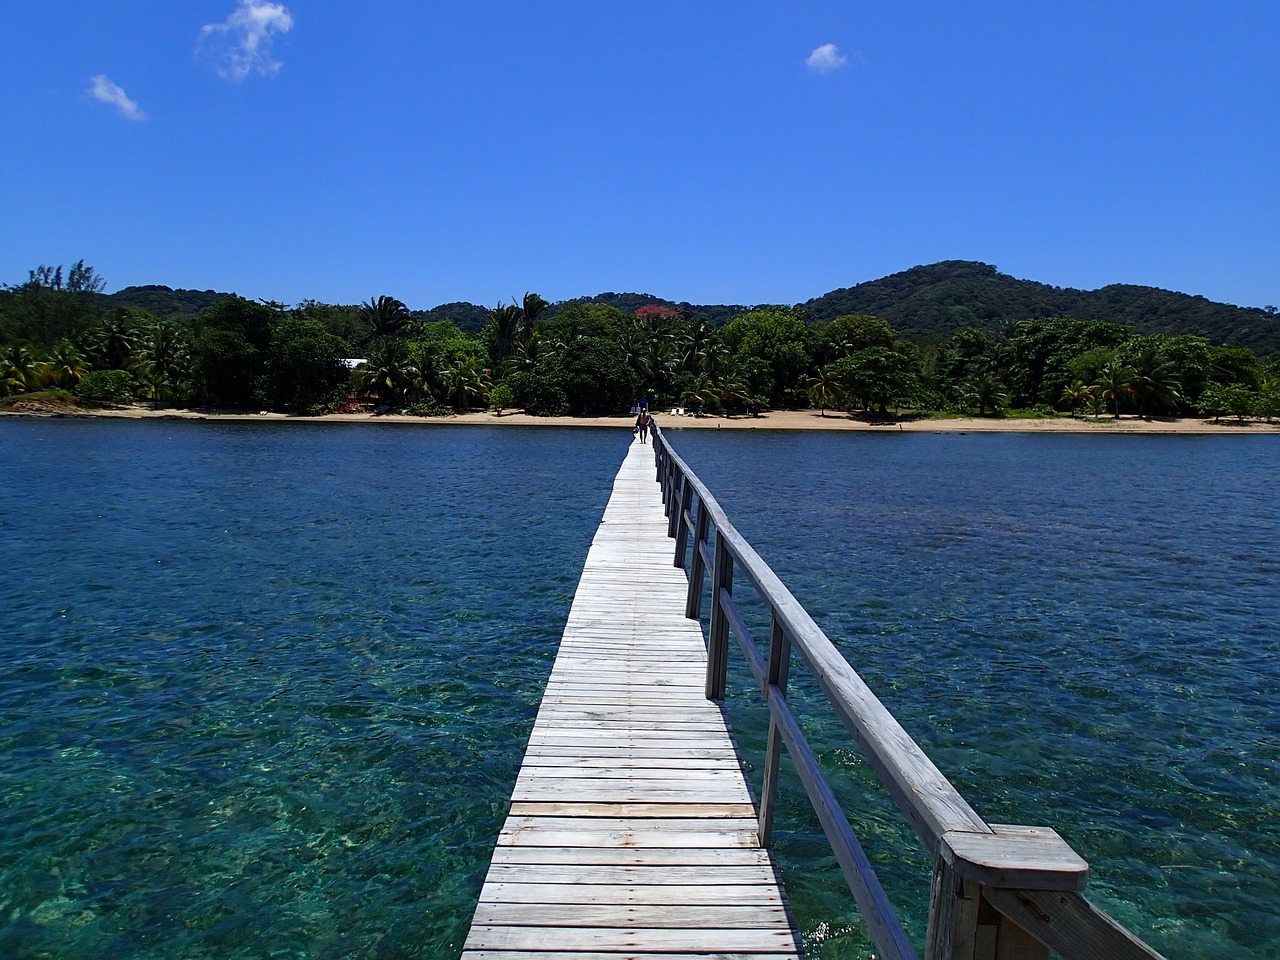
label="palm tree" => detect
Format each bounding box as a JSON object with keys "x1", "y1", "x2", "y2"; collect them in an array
[
  {"x1": 520, "y1": 292, "x2": 549, "y2": 344},
  {"x1": 486, "y1": 304, "x2": 524, "y2": 361},
  {"x1": 1129, "y1": 346, "x2": 1182, "y2": 418},
  {"x1": 36, "y1": 340, "x2": 89, "y2": 390},
  {"x1": 441, "y1": 358, "x2": 489, "y2": 412},
  {"x1": 358, "y1": 338, "x2": 420, "y2": 408},
  {"x1": 136, "y1": 320, "x2": 194, "y2": 402},
  {"x1": 2, "y1": 342, "x2": 39, "y2": 395},
  {"x1": 360, "y1": 296, "x2": 411, "y2": 339},
  {"x1": 84, "y1": 313, "x2": 142, "y2": 371},
  {"x1": 1058, "y1": 380, "x2": 1093, "y2": 418},
  {"x1": 808, "y1": 366, "x2": 845, "y2": 416},
  {"x1": 1094, "y1": 359, "x2": 1136, "y2": 418},
  {"x1": 963, "y1": 373, "x2": 1009, "y2": 416}
]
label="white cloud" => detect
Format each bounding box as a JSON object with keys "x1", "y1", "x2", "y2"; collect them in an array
[
  {"x1": 88, "y1": 75, "x2": 146, "y2": 120},
  {"x1": 199, "y1": 1, "x2": 295, "y2": 82},
  {"x1": 806, "y1": 43, "x2": 848, "y2": 73}
]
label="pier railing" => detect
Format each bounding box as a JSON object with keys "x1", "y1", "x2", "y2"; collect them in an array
[{"x1": 651, "y1": 425, "x2": 1165, "y2": 960}]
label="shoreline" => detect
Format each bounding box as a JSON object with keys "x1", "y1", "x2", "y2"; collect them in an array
[{"x1": 3, "y1": 403, "x2": 1276, "y2": 435}]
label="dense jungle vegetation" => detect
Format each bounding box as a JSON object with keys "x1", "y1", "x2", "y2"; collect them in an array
[{"x1": 2, "y1": 260, "x2": 1277, "y2": 422}]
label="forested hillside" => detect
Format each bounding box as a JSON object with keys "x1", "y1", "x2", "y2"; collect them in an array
[
  {"x1": 801, "y1": 261, "x2": 1278, "y2": 356},
  {"x1": 107, "y1": 286, "x2": 231, "y2": 317},
  {"x1": 4, "y1": 259, "x2": 1277, "y2": 423}
]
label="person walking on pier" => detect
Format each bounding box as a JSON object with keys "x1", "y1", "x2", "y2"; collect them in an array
[{"x1": 635, "y1": 405, "x2": 651, "y2": 443}]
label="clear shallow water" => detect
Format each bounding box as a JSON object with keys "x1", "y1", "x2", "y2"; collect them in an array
[
  {"x1": 0, "y1": 420, "x2": 622, "y2": 959},
  {"x1": 1, "y1": 421, "x2": 1276, "y2": 960},
  {"x1": 668, "y1": 428, "x2": 1280, "y2": 960}
]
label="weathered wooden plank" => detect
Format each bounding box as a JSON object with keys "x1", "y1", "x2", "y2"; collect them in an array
[
  {"x1": 463, "y1": 926, "x2": 803, "y2": 953},
  {"x1": 489, "y1": 844, "x2": 778, "y2": 868},
  {"x1": 463, "y1": 953, "x2": 794, "y2": 960},
  {"x1": 508, "y1": 801, "x2": 759, "y2": 819},
  {"x1": 471, "y1": 902, "x2": 794, "y2": 929},
  {"x1": 480, "y1": 881, "x2": 787, "y2": 906}
]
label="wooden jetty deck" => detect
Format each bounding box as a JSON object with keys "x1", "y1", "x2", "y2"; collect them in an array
[
  {"x1": 465, "y1": 426, "x2": 1166, "y2": 960},
  {"x1": 462, "y1": 437, "x2": 804, "y2": 958}
]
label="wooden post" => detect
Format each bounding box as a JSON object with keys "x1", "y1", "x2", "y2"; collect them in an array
[
  {"x1": 685, "y1": 498, "x2": 709, "y2": 620},
  {"x1": 667, "y1": 469, "x2": 683, "y2": 538},
  {"x1": 925, "y1": 826, "x2": 1087, "y2": 960},
  {"x1": 674, "y1": 481, "x2": 694, "y2": 568},
  {"x1": 705, "y1": 533, "x2": 733, "y2": 701},
  {"x1": 758, "y1": 613, "x2": 791, "y2": 847}
]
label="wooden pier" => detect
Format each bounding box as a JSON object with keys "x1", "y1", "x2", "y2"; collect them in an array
[
  {"x1": 462, "y1": 437, "x2": 803, "y2": 958},
  {"x1": 465, "y1": 426, "x2": 1167, "y2": 960}
]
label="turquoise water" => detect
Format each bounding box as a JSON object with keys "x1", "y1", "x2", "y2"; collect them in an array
[
  {"x1": 1, "y1": 421, "x2": 1276, "y2": 959},
  {"x1": 0, "y1": 420, "x2": 622, "y2": 959}
]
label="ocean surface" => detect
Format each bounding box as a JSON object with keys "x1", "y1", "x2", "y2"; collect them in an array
[{"x1": 0, "y1": 419, "x2": 1276, "y2": 959}]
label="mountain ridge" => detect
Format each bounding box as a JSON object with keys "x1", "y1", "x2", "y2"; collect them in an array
[{"x1": 102, "y1": 261, "x2": 1278, "y2": 354}]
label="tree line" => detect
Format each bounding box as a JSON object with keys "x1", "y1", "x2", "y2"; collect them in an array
[{"x1": 2, "y1": 262, "x2": 1278, "y2": 422}]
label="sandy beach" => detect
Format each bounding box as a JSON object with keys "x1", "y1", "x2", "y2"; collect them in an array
[{"x1": 6, "y1": 402, "x2": 1275, "y2": 434}]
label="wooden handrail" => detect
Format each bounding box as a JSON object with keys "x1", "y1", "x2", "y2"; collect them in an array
[{"x1": 650, "y1": 425, "x2": 1166, "y2": 960}]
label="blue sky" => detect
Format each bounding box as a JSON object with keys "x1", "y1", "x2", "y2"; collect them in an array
[{"x1": 4, "y1": 1, "x2": 1277, "y2": 311}]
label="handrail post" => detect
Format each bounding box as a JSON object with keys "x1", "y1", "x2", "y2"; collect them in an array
[
  {"x1": 685, "y1": 497, "x2": 709, "y2": 620},
  {"x1": 666, "y1": 468, "x2": 683, "y2": 538},
  {"x1": 705, "y1": 532, "x2": 733, "y2": 701},
  {"x1": 673, "y1": 480, "x2": 695, "y2": 568},
  {"x1": 758, "y1": 613, "x2": 791, "y2": 847},
  {"x1": 925, "y1": 826, "x2": 1087, "y2": 960}
]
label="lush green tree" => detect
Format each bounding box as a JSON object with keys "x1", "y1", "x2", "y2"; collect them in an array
[
  {"x1": 1, "y1": 342, "x2": 39, "y2": 395},
  {"x1": 521, "y1": 292, "x2": 549, "y2": 343},
  {"x1": 489, "y1": 382, "x2": 515, "y2": 416},
  {"x1": 807, "y1": 366, "x2": 846, "y2": 416},
  {"x1": 539, "y1": 336, "x2": 637, "y2": 415},
  {"x1": 815, "y1": 314, "x2": 896, "y2": 364},
  {"x1": 135, "y1": 320, "x2": 195, "y2": 403},
  {"x1": 1207, "y1": 345, "x2": 1263, "y2": 390},
  {"x1": 1153, "y1": 335, "x2": 1212, "y2": 405},
  {"x1": 76, "y1": 369, "x2": 136, "y2": 404},
  {"x1": 1005, "y1": 317, "x2": 1130, "y2": 406},
  {"x1": 832, "y1": 347, "x2": 918, "y2": 414},
  {"x1": 1058, "y1": 380, "x2": 1093, "y2": 417},
  {"x1": 37, "y1": 340, "x2": 90, "y2": 390},
  {"x1": 359, "y1": 338, "x2": 420, "y2": 408},
  {"x1": 193, "y1": 329, "x2": 260, "y2": 407},
  {"x1": 716, "y1": 308, "x2": 812, "y2": 408},
  {"x1": 1094, "y1": 358, "x2": 1136, "y2": 418},
  {"x1": 506, "y1": 369, "x2": 568, "y2": 416},
  {"x1": 485, "y1": 304, "x2": 524, "y2": 362},
  {"x1": 1126, "y1": 344, "x2": 1183, "y2": 417},
  {"x1": 962, "y1": 373, "x2": 1010, "y2": 416},
  {"x1": 265, "y1": 317, "x2": 351, "y2": 412},
  {"x1": 440, "y1": 357, "x2": 490, "y2": 412},
  {"x1": 83, "y1": 311, "x2": 145, "y2": 371},
  {"x1": 295, "y1": 300, "x2": 365, "y2": 350},
  {"x1": 1198, "y1": 382, "x2": 1257, "y2": 422},
  {"x1": 0, "y1": 260, "x2": 106, "y2": 345},
  {"x1": 360, "y1": 295, "x2": 411, "y2": 340},
  {"x1": 1257, "y1": 375, "x2": 1280, "y2": 422}
]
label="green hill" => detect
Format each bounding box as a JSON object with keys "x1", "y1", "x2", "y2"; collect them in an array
[
  {"x1": 107, "y1": 285, "x2": 232, "y2": 317},
  {"x1": 799, "y1": 261, "x2": 1278, "y2": 355}
]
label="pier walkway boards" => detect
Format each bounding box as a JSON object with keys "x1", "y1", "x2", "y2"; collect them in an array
[{"x1": 462, "y1": 437, "x2": 804, "y2": 959}]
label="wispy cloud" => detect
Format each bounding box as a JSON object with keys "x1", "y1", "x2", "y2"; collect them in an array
[
  {"x1": 806, "y1": 43, "x2": 849, "y2": 73},
  {"x1": 198, "y1": 1, "x2": 295, "y2": 82},
  {"x1": 88, "y1": 75, "x2": 146, "y2": 120}
]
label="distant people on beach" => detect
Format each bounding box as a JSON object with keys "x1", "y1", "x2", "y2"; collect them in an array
[{"x1": 635, "y1": 406, "x2": 651, "y2": 443}]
